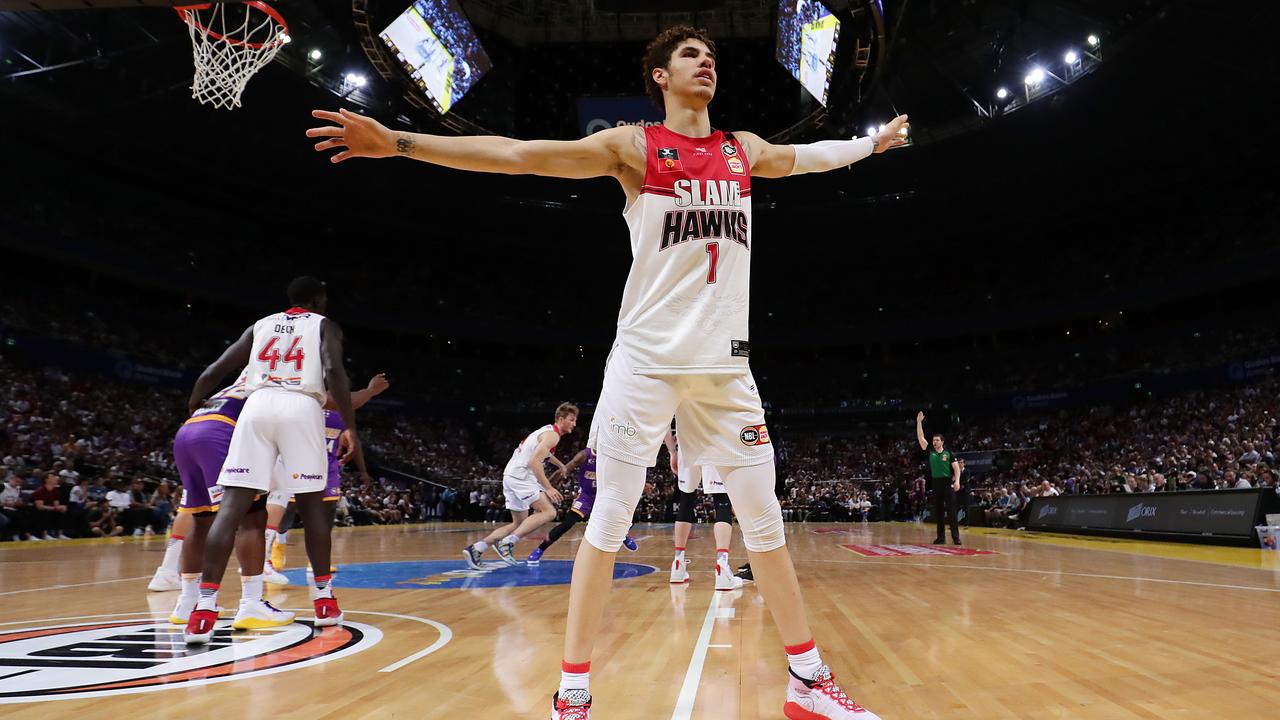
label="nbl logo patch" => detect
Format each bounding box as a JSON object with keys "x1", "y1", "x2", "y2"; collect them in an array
[
  {"x1": 739, "y1": 424, "x2": 770, "y2": 446},
  {"x1": 656, "y1": 147, "x2": 683, "y2": 173},
  {"x1": 0, "y1": 617, "x2": 382, "y2": 703},
  {"x1": 721, "y1": 141, "x2": 745, "y2": 174}
]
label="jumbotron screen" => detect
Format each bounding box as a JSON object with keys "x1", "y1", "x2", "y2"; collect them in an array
[
  {"x1": 379, "y1": 0, "x2": 492, "y2": 114},
  {"x1": 775, "y1": 0, "x2": 841, "y2": 106}
]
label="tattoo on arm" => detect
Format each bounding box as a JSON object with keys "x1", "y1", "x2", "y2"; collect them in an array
[{"x1": 396, "y1": 134, "x2": 415, "y2": 155}]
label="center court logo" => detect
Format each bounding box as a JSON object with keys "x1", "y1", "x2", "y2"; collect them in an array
[
  {"x1": 0, "y1": 617, "x2": 381, "y2": 703},
  {"x1": 1126, "y1": 503, "x2": 1158, "y2": 523}
]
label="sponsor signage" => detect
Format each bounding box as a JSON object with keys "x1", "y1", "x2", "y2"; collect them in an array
[
  {"x1": 576, "y1": 96, "x2": 663, "y2": 137},
  {"x1": 1026, "y1": 490, "x2": 1268, "y2": 540}
]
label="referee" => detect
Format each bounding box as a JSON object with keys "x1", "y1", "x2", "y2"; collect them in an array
[{"x1": 916, "y1": 411, "x2": 961, "y2": 545}]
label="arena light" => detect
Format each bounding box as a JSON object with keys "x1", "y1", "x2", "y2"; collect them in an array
[
  {"x1": 1064, "y1": 50, "x2": 1078, "y2": 64},
  {"x1": 1087, "y1": 34, "x2": 1100, "y2": 47},
  {"x1": 345, "y1": 73, "x2": 367, "y2": 87},
  {"x1": 996, "y1": 87, "x2": 1009, "y2": 99},
  {"x1": 309, "y1": 49, "x2": 322, "y2": 61},
  {"x1": 865, "y1": 126, "x2": 876, "y2": 137},
  {"x1": 1024, "y1": 67, "x2": 1046, "y2": 86}
]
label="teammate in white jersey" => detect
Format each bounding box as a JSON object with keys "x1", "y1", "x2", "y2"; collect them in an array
[
  {"x1": 463, "y1": 403, "x2": 577, "y2": 569},
  {"x1": 183, "y1": 276, "x2": 364, "y2": 644},
  {"x1": 308, "y1": 25, "x2": 905, "y2": 720},
  {"x1": 664, "y1": 428, "x2": 744, "y2": 591}
]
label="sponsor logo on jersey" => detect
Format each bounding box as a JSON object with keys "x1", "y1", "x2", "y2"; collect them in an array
[
  {"x1": 725, "y1": 155, "x2": 745, "y2": 175},
  {"x1": 0, "y1": 617, "x2": 381, "y2": 703},
  {"x1": 656, "y1": 147, "x2": 683, "y2": 172},
  {"x1": 608, "y1": 417, "x2": 638, "y2": 439},
  {"x1": 720, "y1": 141, "x2": 737, "y2": 157},
  {"x1": 731, "y1": 340, "x2": 750, "y2": 358},
  {"x1": 739, "y1": 424, "x2": 770, "y2": 446},
  {"x1": 223, "y1": 467, "x2": 250, "y2": 474},
  {"x1": 293, "y1": 473, "x2": 324, "y2": 481}
]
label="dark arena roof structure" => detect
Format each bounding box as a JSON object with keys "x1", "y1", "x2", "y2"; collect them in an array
[{"x1": 1, "y1": 0, "x2": 1278, "y2": 419}]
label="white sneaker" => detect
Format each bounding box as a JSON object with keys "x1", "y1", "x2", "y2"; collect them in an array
[
  {"x1": 550, "y1": 689, "x2": 592, "y2": 719},
  {"x1": 263, "y1": 563, "x2": 289, "y2": 586},
  {"x1": 56, "y1": 533, "x2": 72, "y2": 540},
  {"x1": 133, "y1": 529, "x2": 144, "y2": 537},
  {"x1": 715, "y1": 560, "x2": 743, "y2": 591},
  {"x1": 148, "y1": 568, "x2": 181, "y2": 592},
  {"x1": 784, "y1": 666, "x2": 881, "y2": 720},
  {"x1": 231, "y1": 599, "x2": 295, "y2": 630},
  {"x1": 670, "y1": 557, "x2": 690, "y2": 584}
]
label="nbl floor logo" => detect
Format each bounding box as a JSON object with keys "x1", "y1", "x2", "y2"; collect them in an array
[{"x1": 0, "y1": 616, "x2": 382, "y2": 703}]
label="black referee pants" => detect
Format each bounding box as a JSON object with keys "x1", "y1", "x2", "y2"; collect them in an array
[{"x1": 931, "y1": 478, "x2": 960, "y2": 542}]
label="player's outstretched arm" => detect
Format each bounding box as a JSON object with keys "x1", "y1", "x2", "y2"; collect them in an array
[
  {"x1": 187, "y1": 325, "x2": 254, "y2": 415},
  {"x1": 736, "y1": 114, "x2": 909, "y2": 178},
  {"x1": 307, "y1": 109, "x2": 638, "y2": 179}
]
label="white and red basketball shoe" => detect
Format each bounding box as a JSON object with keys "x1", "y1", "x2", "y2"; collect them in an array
[
  {"x1": 783, "y1": 666, "x2": 881, "y2": 720},
  {"x1": 669, "y1": 557, "x2": 690, "y2": 584},
  {"x1": 550, "y1": 689, "x2": 591, "y2": 719},
  {"x1": 714, "y1": 557, "x2": 744, "y2": 591}
]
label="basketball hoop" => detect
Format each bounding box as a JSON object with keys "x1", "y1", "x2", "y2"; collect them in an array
[{"x1": 175, "y1": 1, "x2": 289, "y2": 110}]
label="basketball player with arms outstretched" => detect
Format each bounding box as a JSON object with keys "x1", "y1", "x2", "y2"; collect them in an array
[
  {"x1": 464, "y1": 403, "x2": 576, "y2": 568},
  {"x1": 664, "y1": 428, "x2": 744, "y2": 591},
  {"x1": 309, "y1": 26, "x2": 904, "y2": 719},
  {"x1": 184, "y1": 277, "x2": 362, "y2": 644}
]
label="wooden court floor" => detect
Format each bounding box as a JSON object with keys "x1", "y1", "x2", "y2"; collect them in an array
[{"x1": 3, "y1": 521, "x2": 1280, "y2": 719}]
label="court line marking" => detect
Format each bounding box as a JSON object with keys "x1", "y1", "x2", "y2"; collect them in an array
[
  {"x1": 0, "y1": 575, "x2": 152, "y2": 597},
  {"x1": 707, "y1": 644, "x2": 733, "y2": 648},
  {"x1": 801, "y1": 558, "x2": 1280, "y2": 593},
  {"x1": 670, "y1": 591, "x2": 722, "y2": 720},
  {"x1": 280, "y1": 609, "x2": 453, "y2": 673}
]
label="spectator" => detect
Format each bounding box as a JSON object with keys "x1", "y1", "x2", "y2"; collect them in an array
[{"x1": 30, "y1": 472, "x2": 72, "y2": 540}]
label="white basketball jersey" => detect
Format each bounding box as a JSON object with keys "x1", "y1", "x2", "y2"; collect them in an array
[
  {"x1": 616, "y1": 125, "x2": 753, "y2": 374},
  {"x1": 503, "y1": 424, "x2": 559, "y2": 480},
  {"x1": 245, "y1": 308, "x2": 327, "y2": 404}
]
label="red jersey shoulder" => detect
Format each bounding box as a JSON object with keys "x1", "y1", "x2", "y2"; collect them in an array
[{"x1": 644, "y1": 126, "x2": 750, "y2": 190}]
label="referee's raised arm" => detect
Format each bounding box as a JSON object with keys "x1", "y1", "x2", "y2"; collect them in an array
[{"x1": 915, "y1": 411, "x2": 928, "y2": 451}]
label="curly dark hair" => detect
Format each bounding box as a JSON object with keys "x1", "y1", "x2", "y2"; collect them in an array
[{"x1": 642, "y1": 25, "x2": 717, "y2": 112}]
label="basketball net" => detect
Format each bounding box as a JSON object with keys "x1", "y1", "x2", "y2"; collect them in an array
[{"x1": 176, "y1": 2, "x2": 289, "y2": 110}]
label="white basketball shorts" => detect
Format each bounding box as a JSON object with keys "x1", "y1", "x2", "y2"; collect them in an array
[
  {"x1": 587, "y1": 344, "x2": 774, "y2": 469},
  {"x1": 677, "y1": 462, "x2": 727, "y2": 495},
  {"x1": 503, "y1": 473, "x2": 542, "y2": 513},
  {"x1": 218, "y1": 389, "x2": 327, "y2": 494}
]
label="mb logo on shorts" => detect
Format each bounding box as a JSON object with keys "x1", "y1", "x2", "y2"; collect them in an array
[{"x1": 608, "y1": 417, "x2": 638, "y2": 438}]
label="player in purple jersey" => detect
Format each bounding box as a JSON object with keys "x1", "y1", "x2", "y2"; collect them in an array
[
  {"x1": 527, "y1": 447, "x2": 639, "y2": 565},
  {"x1": 149, "y1": 371, "x2": 292, "y2": 626},
  {"x1": 263, "y1": 373, "x2": 387, "y2": 583}
]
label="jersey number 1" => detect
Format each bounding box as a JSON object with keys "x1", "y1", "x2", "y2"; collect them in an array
[
  {"x1": 259, "y1": 336, "x2": 304, "y2": 371},
  {"x1": 705, "y1": 242, "x2": 719, "y2": 284}
]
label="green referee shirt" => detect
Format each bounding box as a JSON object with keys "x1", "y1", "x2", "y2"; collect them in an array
[{"x1": 928, "y1": 449, "x2": 957, "y2": 480}]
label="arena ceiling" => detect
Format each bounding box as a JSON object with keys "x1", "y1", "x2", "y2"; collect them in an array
[{"x1": 1, "y1": 0, "x2": 1170, "y2": 143}]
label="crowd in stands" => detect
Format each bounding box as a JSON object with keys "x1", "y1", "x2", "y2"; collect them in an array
[{"x1": 4, "y1": 306, "x2": 1280, "y2": 540}]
